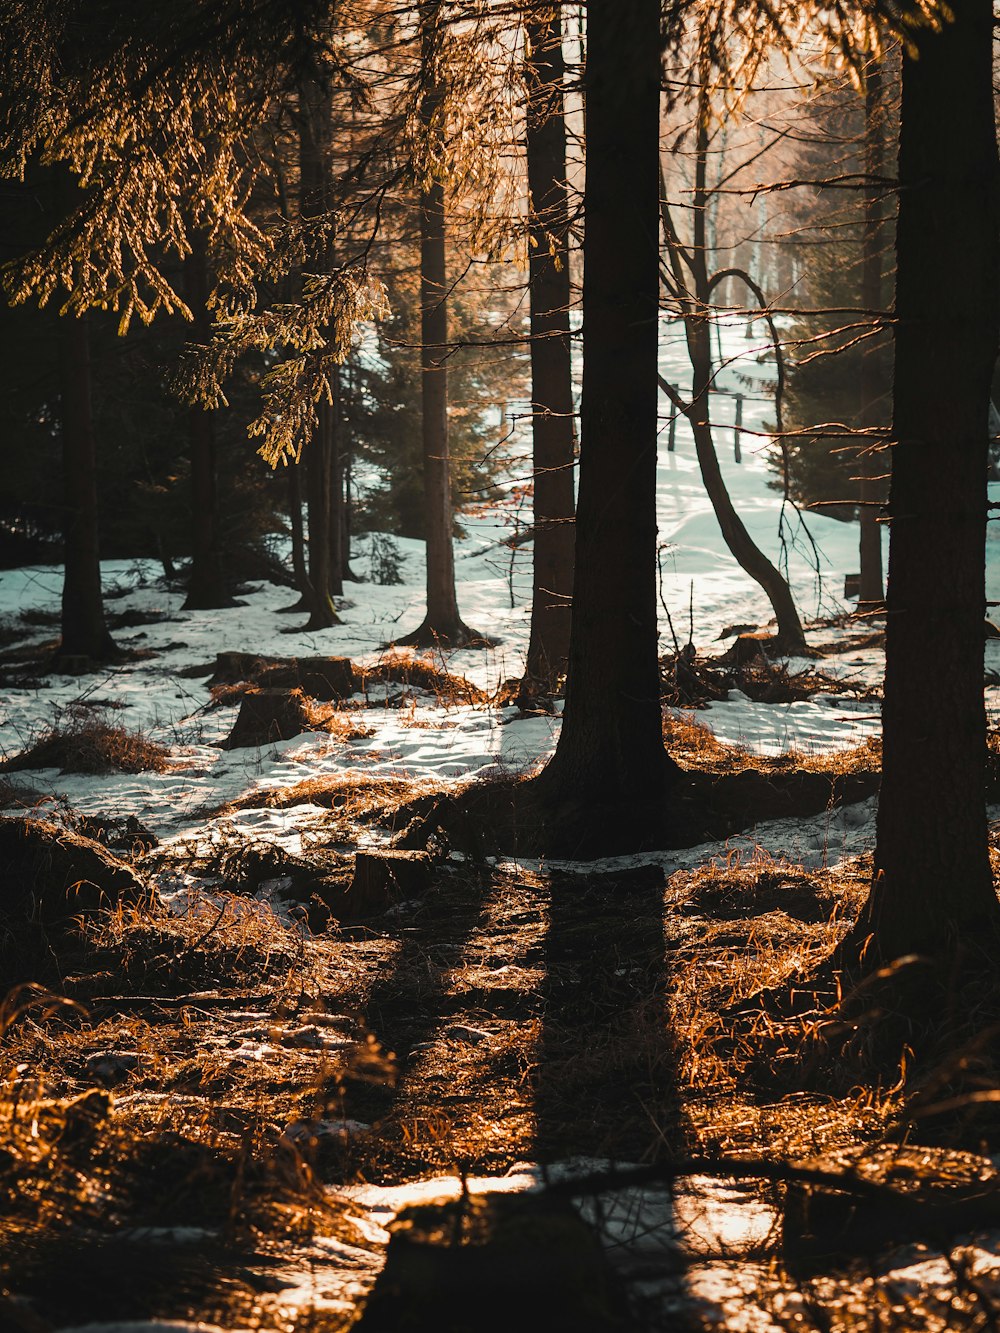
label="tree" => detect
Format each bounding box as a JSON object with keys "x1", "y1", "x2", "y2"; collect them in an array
[
  {"x1": 769, "y1": 50, "x2": 893, "y2": 606},
  {"x1": 181, "y1": 239, "x2": 232, "y2": 610},
  {"x1": 856, "y1": 47, "x2": 887, "y2": 607},
  {"x1": 56, "y1": 303, "x2": 117, "y2": 661},
  {"x1": 532, "y1": 0, "x2": 677, "y2": 848},
  {"x1": 521, "y1": 3, "x2": 576, "y2": 694},
  {"x1": 845, "y1": 0, "x2": 1000, "y2": 961},
  {"x1": 660, "y1": 71, "x2": 807, "y2": 654},
  {"x1": 397, "y1": 0, "x2": 481, "y2": 647},
  {"x1": 299, "y1": 72, "x2": 340, "y2": 630}
]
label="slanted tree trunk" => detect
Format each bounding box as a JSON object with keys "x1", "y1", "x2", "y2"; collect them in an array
[
  {"x1": 182, "y1": 243, "x2": 231, "y2": 611},
  {"x1": 533, "y1": 0, "x2": 677, "y2": 847},
  {"x1": 846, "y1": 1, "x2": 1000, "y2": 961},
  {"x1": 299, "y1": 78, "x2": 338, "y2": 631},
  {"x1": 397, "y1": 1, "x2": 480, "y2": 647},
  {"x1": 522, "y1": 6, "x2": 576, "y2": 692},
  {"x1": 857, "y1": 53, "x2": 887, "y2": 608},
  {"x1": 56, "y1": 310, "x2": 116, "y2": 662},
  {"x1": 669, "y1": 98, "x2": 806, "y2": 654}
]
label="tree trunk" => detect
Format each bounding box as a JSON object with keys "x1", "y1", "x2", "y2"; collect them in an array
[
  {"x1": 288, "y1": 457, "x2": 311, "y2": 605},
  {"x1": 857, "y1": 55, "x2": 886, "y2": 608},
  {"x1": 533, "y1": 0, "x2": 677, "y2": 844},
  {"x1": 848, "y1": 1, "x2": 1000, "y2": 960},
  {"x1": 522, "y1": 6, "x2": 576, "y2": 692},
  {"x1": 182, "y1": 244, "x2": 230, "y2": 611},
  {"x1": 328, "y1": 364, "x2": 345, "y2": 598},
  {"x1": 678, "y1": 98, "x2": 805, "y2": 654},
  {"x1": 299, "y1": 78, "x2": 338, "y2": 631},
  {"x1": 397, "y1": 2, "x2": 479, "y2": 647},
  {"x1": 305, "y1": 414, "x2": 337, "y2": 628},
  {"x1": 56, "y1": 310, "x2": 116, "y2": 662}
]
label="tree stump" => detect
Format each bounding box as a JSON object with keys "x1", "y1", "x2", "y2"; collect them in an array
[
  {"x1": 318, "y1": 850, "x2": 433, "y2": 921},
  {"x1": 0, "y1": 816, "x2": 151, "y2": 925},
  {"x1": 224, "y1": 689, "x2": 311, "y2": 749},
  {"x1": 296, "y1": 656, "x2": 356, "y2": 700},
  {"x1": 252, "y1": 657, "x2": 356, "y2": 699},
  {"x1": 209, "y1": 651, "x2": 276, "y2": 686}
]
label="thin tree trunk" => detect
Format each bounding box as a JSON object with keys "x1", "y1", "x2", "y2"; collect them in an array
[
  {"x1": 182, "y1": 244, "x2": 230, "y2": 611},
  {"x1": 328, "y1": 364, "x2": 344, "y2": 598},
  {"x1": 676, "y1": 97, "x2": 805, "y2": 653},
  {"x1": 534, "y1": 0, "x2": 676, "y2": 847},
  {"x1": 56, "y1": 310, "x2": 116, "y2": 662},
  {"x1": 857, "y1": 55, "x2": 886, "y2": 607},
  {"x1": 342, "y1": 413, "x2": 358, "y2": 581},
  {"x1": 306, "y1": 411, "x2": 336, "y2": 628},
  {"x1": 285, "y1": 457, "x2": 312, "y2": 611},
  {"x1": 397, "y1": 2, "x2": 479, "y2": 646},
  {"x1": 847, "y1": 1, "x2": 1000, "y2": 960},
  {"x1": 522, "y1": 6, "x2": 575, "y2": 692},
  {"x1": 300, "y1": 78, "x2": 338, "y2": 630}
]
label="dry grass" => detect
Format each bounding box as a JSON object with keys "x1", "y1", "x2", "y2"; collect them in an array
[
  {"x1": 300, "y1": 698, "x2": 376, "y2": 742},
  {"x1": 359, "y1": 649, "x2": 487, "y2": 705},
  {"x1": 663, "y1": 709, "x2": 881, "y2": 778},
  {"x1": 3, "y1": 713, "x2": 172, "y2": 775}
]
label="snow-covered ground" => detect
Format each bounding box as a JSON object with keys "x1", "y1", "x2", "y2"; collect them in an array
[{"x1": 3, "y1": 318, "x2": 999, "y2": 853}]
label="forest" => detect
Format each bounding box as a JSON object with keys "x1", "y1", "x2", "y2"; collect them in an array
[{"x1": 0, "y1": 0, "x2": 999, "y2": 1328}]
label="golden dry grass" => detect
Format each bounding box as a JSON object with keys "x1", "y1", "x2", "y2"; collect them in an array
[
  {"x1": 3, "y1": 713, "x2": 172, "y2": 775},
  {"x1": 359, "y1": 649, "x2": 487, "y2": 705}
]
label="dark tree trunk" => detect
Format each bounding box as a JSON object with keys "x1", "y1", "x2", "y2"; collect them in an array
[
  {"x1": 305, "y1": 413, "x2": 337, "y2": 628},
  {"x1": 857, "y1": 56, "x2": 886, "y2": 608},
  {"x1": 182, "y1": 244, "x2": 230, "y2": 611},
  {"x1": 328, "y1": 364, "x2": 345, "y2": 598},
  {"x1": 533, "y1": 0, "x2": 677, "y2": 843},
  {"x1": 848, "y1": 2, "x2": 1000, "y2": 960},
  {"x1": 679, "y1": 102, "x2": 805, "y2": 653},
  {"x1": 286, "y1": 457, "x2": 312, "y2": 611},
  {"x1": 522, "y1": 6, "x2": 576, "y2": 691},
  {"x1": 341, "y1": 424, "x2": 358, "y2": 580},
  {"x1": 397, "y1": 2, "x2": 479, "y2": 647},
  {"x1": 299, "y1": 79, "x2": 338, "y2": 631},
  {"x1": 56, "y1": 311, "x2": 116, "y2": 662}
]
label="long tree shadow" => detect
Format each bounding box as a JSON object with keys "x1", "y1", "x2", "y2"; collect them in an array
[
  {"x1": 338, "y1": 861, "x2": 496, "y2": 1143},
  {"x1": 534, "y1": 861, "x2": 680, "y2": 1163},
  {"x1": 527, "y1": 860, "x2": 693, "y2": 1328}
]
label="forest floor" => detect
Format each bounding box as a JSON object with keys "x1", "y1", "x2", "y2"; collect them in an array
[{"x1": 3, "y1": 588, "x2": 1000, "y2": 1330}]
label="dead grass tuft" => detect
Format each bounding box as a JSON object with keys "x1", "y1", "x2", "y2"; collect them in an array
[
  {"x1": 300, "y1": 698, "x2": 376, "y2": 742},
  {"x1": 3, "y1": 713, "x2": 172, "y2": 775},
  {"x1": 359, "y1": 650, "x2": 486, "y2": 705}
]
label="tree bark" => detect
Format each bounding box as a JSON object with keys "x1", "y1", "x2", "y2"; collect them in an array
[
  {"x1": 397, "y1": 2, "x2": 479, "y2": 647},
  {"x1": 848, "y1": 1, "x2": 1000, "y2": 960},
  {"x1": 857, "y1": 55, "x2": 886, "y2": 608},
  {"x1": 56, "y1": 310, "x2": 116, "y2": 662},
  {"x1": 522, "y1": 6, "x2": 576, "y2": 691},
  {"x1": 533, "y1": 0, "x2": 677, "y2": 842},
  {"x1": 182, "y1": 243, "x2": 231, "y2": 611}
]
